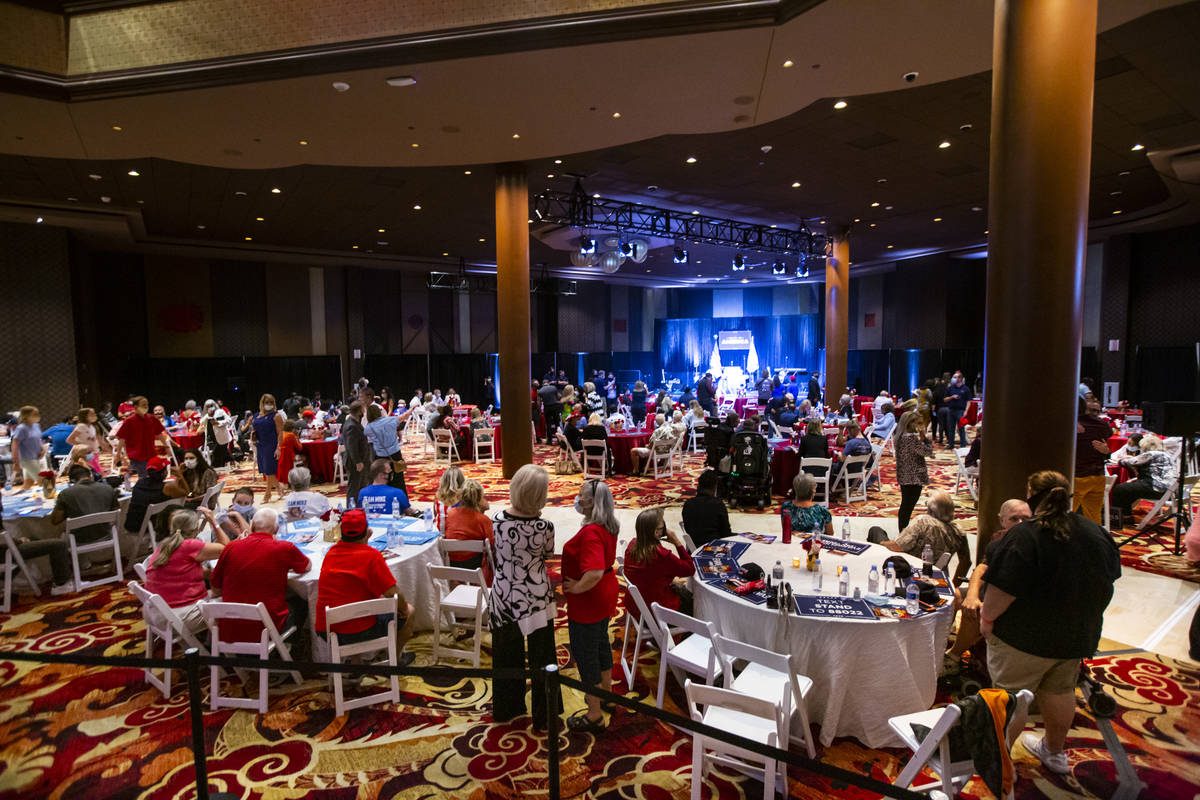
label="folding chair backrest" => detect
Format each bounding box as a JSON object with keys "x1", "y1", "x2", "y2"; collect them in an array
[
  {"x1": 200, "y1": 480, "x2": 226, "y2": 510},
  {"x1": 653, "y1": 602, "x2": 717, "y2": 649},
  {"x1": 712, "y1": 632, "x2": 793, "y2": 690},
  {"x1": 429, "y1": 563, "x2": 486, "y2": 587},
  {"x1": 800, "y1": 457, "x2": 832, "y2": 472},
  {"x1": 842, "y1": 454, "x2": 870, "y2": 475},
  {"x1": 129, "y1": 579, "x2": 207, "y2": 647},
  {"x1": 625, "y1": 579, "x2": 662, "y2": 644},
  {"x1": 64, "y1": 509, "x2": 119, "y2": 535},
  {"x1": 325, "y1": 596, "x2": 398, "y2": 631},
  {"x1": 201, "y1": 600, "x2": 276, "y2": 652},
  {"x1": 685, "y1": 680, "x2": 779, "y2": 728}
]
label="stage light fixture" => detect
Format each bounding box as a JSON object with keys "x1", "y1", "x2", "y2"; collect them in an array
[
  {"x1": 771, "y1": 259, "x2": 787, "y2": 275},
  {"x1": 731, "y1": 253, "x2": 746, "y2": 271},
  {"x1": 579, "y1": 237, "x2": 596, "y2": 255},
  {"x1": 673, "y1": 246, "x2": 689, "y2": 264},
  {"x1": 619, "y1": 241, "x2": 633, "y2": 256}
]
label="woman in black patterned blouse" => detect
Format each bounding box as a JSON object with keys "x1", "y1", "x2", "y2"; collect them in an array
[{"x1": 489, "y1": 464, "x2": 563, "y2": 726}]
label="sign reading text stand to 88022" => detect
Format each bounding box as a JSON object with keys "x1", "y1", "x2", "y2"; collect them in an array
[{"x1": 718, "y1": 330, "x2": 752, "y2": 349}]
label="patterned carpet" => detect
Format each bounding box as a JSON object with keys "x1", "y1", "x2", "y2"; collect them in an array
[{"x1": 1, "y1": 567, "x2": 1199, "y2": 799}]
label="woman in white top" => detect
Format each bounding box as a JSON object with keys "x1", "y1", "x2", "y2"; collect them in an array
[{"x1": 66, "y1": 407, "x2": 103, "y2": 475}]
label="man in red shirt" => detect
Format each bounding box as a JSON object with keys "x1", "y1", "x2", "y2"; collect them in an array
[
  {"x1": 315, "y1": 509, "x2": 415, "y2": 665},
  {"x1": 114, "y1": 395, "x2": 170, "y2": 478},
  {"x1": 210, "y1": 507, "x2": 311, "y2": 643}
]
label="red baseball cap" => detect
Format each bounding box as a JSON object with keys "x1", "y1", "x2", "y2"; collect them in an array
[
  {"x1": 146, "y1": 456, "x2": 170, "y2": 472},
  {"x1": 340, "y1": 508, "x2": 369, "y2": 536}
]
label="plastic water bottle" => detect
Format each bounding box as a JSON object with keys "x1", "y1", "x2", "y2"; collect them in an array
[
  {"x1": 867, "y1": 564, "x2": 880, "y2": 594},
  {"x1": 838, "y1": 566, "x2": 849, "y2": 596},
  {"x1": 423, "y1": 507, "x2": 434, "y2": 532},
  {"x1": 811, "y1": 559, "x2": 823, "y2": 592},
  {"x1": 122, "y1": 471, "x2": 131, "y2": 491},
  {"x1": 921, "y1": 542, "x2": 934, "y2": 577},
  {"x1": 906, "y1": 580, "x2": 920, "y2": 615},
  {"x1": 773, "y1": 560, "x2": 785, "y2": 581},
  {"x1": 841, "y1": 518, "x2": 851, "y2": 541},
  {"x1": 884, "y1": 564, "x2": 895, "y2": 595},
  {"x1": 392, "y1": 505, "x2": 401, "y2": 525}
]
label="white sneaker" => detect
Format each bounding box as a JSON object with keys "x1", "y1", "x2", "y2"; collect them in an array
[
  {"x1": 1021, "y1": 732, "x2": 1069, "y2": 774},
  {"x1": 50, "y1": 580, "x2": 76, "y2": 596}
]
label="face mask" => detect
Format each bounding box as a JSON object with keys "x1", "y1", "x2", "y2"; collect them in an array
[
  {"x1": 574, "y1": 496, "x2": 586, "y2": 515},
  {"x1": 264, "y1": 404, "x2": 275, "y2": 412},
  {"x1": 183, "y1": 458, "x2": 197, "y2": 469},
  {"x1": 233, "y1": 502, "x2": 253, "y2": 514}
]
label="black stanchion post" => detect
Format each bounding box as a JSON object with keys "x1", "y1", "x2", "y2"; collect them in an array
[
  {"x1": 184, "y1": 648, "x2": 210, "y2": 800},
  {"x1": 544, "y1": 664, "x2": 560, "y2": 800}
]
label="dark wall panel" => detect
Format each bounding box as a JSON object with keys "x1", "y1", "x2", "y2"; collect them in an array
[
  {"x1": 211, "y1": 260, "x2": 268, "y2": 356},
  {"x1": 1128, "y1": 223, "x2": 1200, "y2": 347}
]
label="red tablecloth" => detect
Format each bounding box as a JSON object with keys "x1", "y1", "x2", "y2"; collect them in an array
[
  {"x1": 471, "y1": 424, "x2": 503, "y2": 460},
  {"x1": 963, "y1": 400, "x2": 981, "y2": 426},
  {"x1": 300, "y1": 438, "x2": 339, "y2": 484},
  {"x1": 1107, "y1": 435, "x2": 1128, "y2": 453},
  {"x1": 609, "y1": 432, "x2": 651, "y2": 474},
  {"x1": 853, "y1": 396, "x2": 873, "y2": 415},
  {"x1": 770, "y1": 443, "x2": 842, "y2": 496},
  {"x1": 170, "y1": 431, "x2": 203, "y2": 451}
]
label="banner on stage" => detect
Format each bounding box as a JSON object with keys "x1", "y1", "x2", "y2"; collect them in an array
[{"x1": 718, "y1": 330, "x2": 752, "y2": 349}]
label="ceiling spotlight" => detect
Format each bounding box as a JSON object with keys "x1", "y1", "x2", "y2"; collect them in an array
[
  {"x1": 352, "y1": 245, "x2": 359, "y2": 249},
  {"x1": 782, "y1": 60, "x2": 794, "y2": 68},
  {"x1": 478, "y1": 237, "x2": 486, "y2": 242},
  {"x1": 612, "y1": 112, "x2": 621, "y2": 119},
  {"x1": 691, "y1": 210, "x2": 700, "y2": 215},
  {"x1": 377, "y1": 240, "x2": 388, "y2": 246},
  {"x1": 971, "y1": 206, "x2": 983, "y2": 211},
  {"x1": 740, "y1": 278, "x2": 749, "y2": 284},
  {"x1": 619, "y1": 241, "x2": 633, "y2": 256},
  {"x1": 244, "y1": 236, "x2": 253, "y2": 241},
  {"x1": 299, "y1": 140, "x2": 308, "y2": 145},
  {"x1": 771, "y1": 259, "x2": 787, "y2": 275},
  {"x1": 887, "y1": 244, "x2": 894, "y2": 249},
  {"x1": 196, "y1": 224, "x2": 206, "y2": 230},
  {"x1": 686, "y1": 156, "x2": 697, "y2": 164},
  {"x1": 270, "y1": 187, "x2": 281, "y2": 193},
  {"x1": 413, "y1": 204, "x2": 422, "y2": 210},
  {"x1": 255, "y1": 216, "x2": 264, "y2": 221},
  {"x1": 938, "y1": 140, "x2": 951, "y2": 149},
  {"x1": 100, "y1": 196, "x2": 111, "y2": 203},
  {"x1": 833, "y1": 100, "x2": 847, "y2": 109},
  {"x1": 385, "y1": 75, "x2": 417, "y2": 87},
  {"x1": 332, "y1": 81, "x2": 350, "y2": 92},
  {"x1": 1131, "y1": 143, "x2": 1144, "y2": 151},
  {"x1": 442, "y1": 251, "x2": 449, "y2": 256},
  {"x1": 579, "y1": 237, "x2": 596, "y2": 255},
  {"x1": 554, "y1": 159, "x2": 562, "y2": 164},
  {"x1": 870, "y1": 202, "x2": 880, "y2": 207},
  {"x1": 593, "y1": 193, "x2": 601, "y2": 199},
  {"x1": 853, "y1": 218, "x2": 861, "y2": 223},
  {"x1": 234, "y1": 190, "x2": 247, "y2": 197},
  {"x1": 885, "y1": 205, "x2": 894, "y2": 211},
  {"x1": 1112, "y1": 209, "x2": 1123, "y2": 215},
  {"x1": 673, "y1": 246, "x2": 689, "y2": 264},
  {"x1": 111, "y1": 125, "x2": 122, "y2": 131},
  {"x1": 547, "y1": 173, "x2": 555, "y2": 178},
  {"x1": 512, "y1": 133, "x2": 520, "y2": 139},
  {"x1": 933, "y1": 217, "x2": 943, "y2": 222},
  {"x1": 378, "y1": 228, "x2": 386, "y2": 233},
  {"x1": 127, "y1": 170, "x2": 139, "y2": 176},
  {"x1": 791, "y1": 181, "x2": 801, "y2": 188},
  {"x1": 35, "y1": 216, "x2": 43, "y2": 223},
  {"x1": 464, "y1": 170, "x2": 472, "y2": 175},
  {"x1": 67, "y1": 197, "x2": 78, "y2": 202},
  {"x1": 411, "y1": 143, "x2": 419, "y2": 148},
  {"x1": 88, "y1": 173, "x2": 102, "y2": 181},
  {"x1": 731, "y1": 253, "x2": 746, "y2": 271}
]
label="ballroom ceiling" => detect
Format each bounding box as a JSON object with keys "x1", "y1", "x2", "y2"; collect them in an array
[{"x1": 0, "y1": 0, "x2": 1198, "y2": 285}]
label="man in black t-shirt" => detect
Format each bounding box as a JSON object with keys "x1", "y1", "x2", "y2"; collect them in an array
[
  {"x1": 681, "y1": 471, "x2": 731, "y2": 547},
  {"x1": 981, "y1": 472, "x2": 1120, "y2": 776},
  {"x1": 696, "y1": 372, "x2": 716, "y2": 416}
]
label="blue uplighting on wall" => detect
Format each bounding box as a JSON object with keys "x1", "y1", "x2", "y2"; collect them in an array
[{"x1": 907, "y1": 349, "x2": 920, "y2": 397}]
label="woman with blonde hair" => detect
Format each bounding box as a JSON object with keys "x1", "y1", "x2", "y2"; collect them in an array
[
  {"x1": 66, "y1": 407, "x2": 103, "y2": 476},
  {"x1": 145, "y1": 507, "x2": 228, "y2": 633},
  {"x1": 444, "y1": 479, "x2": 492, "y2": 571},
  {"x1": 490, "y1": 464, "x2": 561, "y2": 726},
  {"x1": 1112, "y1": 434, "x2": 1176, "y2": 526},
  {"x1": 433, "y1": 465, "x2": 466, "y2": 532},
  {"x1": 251, "y1": 393, "x2": 285, "y2": 503},
  {"x1": 624, "y1": 507, "x2": 695, "y2": 616}
]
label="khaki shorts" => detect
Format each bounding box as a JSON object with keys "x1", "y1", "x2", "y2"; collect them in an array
[
  {"x1": 20, "y1": 459, "x2": 44, "y2": 480},
  {"x1": 987, "y1": 634, "x2": 1080, "y2": 694}
]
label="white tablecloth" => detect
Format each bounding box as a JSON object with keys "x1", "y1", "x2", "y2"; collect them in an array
[
  {"x1": 693, "y1": 535, "x2": 954, "y2": 748},
  {"x1": 285, "y1": 518, "x2": 446, "y2": 661}
]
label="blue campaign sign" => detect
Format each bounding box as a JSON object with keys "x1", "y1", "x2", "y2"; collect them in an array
[
  {"x1": 718, "y1": 330, "x2": 752, "y2": 349},
  {"x1": 794, "y1": 595, "x2": 876, "y2": 619},
  {"x1": 814, "y1": 537, "x2": 871, "y2": 556}
]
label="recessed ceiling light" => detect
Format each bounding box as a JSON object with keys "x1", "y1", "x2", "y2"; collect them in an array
[
  {"x1": 782, "y1": 60, "x2": 794, "y2": 68},
  {"x1": 1112, "y1": 209, "x2": 1123, "y2": 215},
  {"x1": 377, "y1": 240, "x2": 388, "y2": 245},
  {"x1": 442, "y1": 251, "x2": 449, "y2": 256},
  {"x1": 67, "y1": 197, "x2": 77, "y2": 202},
  {"x1": 819, "y1": 220, "x2": 826, "y2": 224},
  {"x1": 352, "y1": 245, "x2": 359, "y2": 249},
  {"x1": 527, "y1": 218, "x2": 532, "y2": 223},
  {"x1": 869, "y1": 223, "x2": 877, "y2": 228},
  {"x1": 385, "y1": 75, "x2": 417, "y2": 87},
  {"x1": 686, "y1": 156, "x2": 697, "y2": 164},
  {"x1": 1118, "y1": 170, "x2": 1130, "y2": 177},
  {"x1": 88, "y1": 173, "x2": 102, "y2": 181},
  {"x1": 111, "y1": 125, "x2": 122, "y2": 131},
  {"x1": 255, "y1": 216, "x2": 264, "y2": 221},
  {"x1": 740, "y1": 278, "x2": 749, "y2": 283},
  {"x1": 770, "y1": 224, "x2": 777, "y2": 228},
  {"x1": 1131, "y1": 143, "x2": 1144, "y2": 151},
  {"x1": 332, "y1": 81, "x2": 350, "y2": 92},
  {"x1": 413, "y1": 204, "x2": 422, "y2": 210},
  {"x1": 971, "y1": 206, "x2": 983, "y2": 211},
  {"x1": 100, "y1": 196, "x2": 111, "y2": 203},
  {"x1": 876, "y1": 178, "x2": 888, "y2": 184},
  {"x1": 933, "y1": 217, "x2": 943, "y2": 222},
  {"x1": 612, "y1": 112, "x2": 621, "y2": 119},
  {"x1": 479, "y1": 237, "x2": 486, "y2": 242},
  {"x1": 554, "y1": 159, "x2": 562, "y2": 164},
  {"x1": 377, "y1": 228, "x2": 386, "y2": 233},
  {"x1": 411, "y1": 143, "x2": 419, "y2": 148},
  {"x1": 696, "y1": 260, "x2": 702, "y2": 264},
  {"x1": 299, "y1": 140, "x2": 308, "y2": 146},
  {"x1": 196, "y1": 224, "x2": 206, "y2": 230},
  {"x1": 234, "y1": 190, "x2": 247, "y2": 197},
  {"x1": 887, "y1": 245, "x2": 894, "y2": 249},
  {"x1": 464, "y1": 170, "x2": 472, "y2": 175},
  {"x1": 870, "y1": 202, "x2": 880, "y2": 207},
  {"x1": 985, "y1": 230, "x2": 989, "y2": 235},
  {"x1": 512, "y1": 133, "x2": 520, "y2": 139},
  {"x1": 791, "y1": 181, "x2": 801, "y2": 188},
  {"x1": 853, "y1": 218, "x2": 861, "y2": 223},
  {"x1": 833, "y1": 100, "x2": 847, "y2": 109},
  {"x1": 938, "y1": 141, "x2": 951, "y2": 149},
  {"x1": 127, "y1": 169, "x2": 139, "y2": 176},
  {"x1": 697, "y1": 274, "x2": 702, "y2": 277},
  {"x1": 546, "y1": 173, "x2": 555, "y2": 178},
  {"x1": 270, "y1": 187, "x2": 281, "y2": 194},
  {"x1": 1109, "y1": 190, "x2": 1122, "y2": 197},
  {"x1": 593, "y1": 193, "x2": 601, "y2": 199},
  {"x1": 691, "y1": 210, "x2": 699, "y2": 215},
  {"x1": 35, "y1": 216, "x2": 43, "y2": 223},
  {"x1": 244, "y1": 236, "x2": 252, "y2": 241},
  {"x1": 885, "y1": 205, "x2": 894, "y2": 211}
]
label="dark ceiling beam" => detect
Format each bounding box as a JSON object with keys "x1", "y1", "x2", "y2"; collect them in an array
[{"x1": 0, "y1": 0, "x2": 825, "y2": 102}]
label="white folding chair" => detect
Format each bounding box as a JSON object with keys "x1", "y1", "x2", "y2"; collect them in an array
[
  {"x1": 1102, "y1": 473, "x2": 1118, "y2": 530},
  {"x1": 438, "y1": 537, "x2": 492, "y2": 572},
  {"x1": 650, "y1": 441, "x2": 674, "y2": 479},
  {"x1": 198, "y1": 479, "x2": 226, "y2": 511},
  {"x1": 618, "y1": 572, "x2": 665, "y2": 691},
  {"x1": 712, "y1": 633, "x2": 816, "y2": 758},
  {"x1": 686, "y1": 680, "x2": 787, "y2": 800},
  {"x1": 555, "y1": 431, "x2": 584, "y2": 472},
  {"x1": 829, "y1": 453, "x2": 872, "y2": 504},
  {"x1": 332, "y1": 443, "x2": 346, "y2": 486},
  {"x1": 650, "y1": 602, "x2": 720, "y2": 709},
  {"x1": 63, "y1": 510, "x2": 125, "y2": 590},
  {"x1": 889, "y1": 689, "x2": 1034, "y2": 798},
  {"x1": 1137, "y1": 482, "x2": 1179, "y2": 531},
  {"x1": 432, "y1": 429, "x2": 460, "y2": 466},
  {"x1": 671, "y1": 431, "x2": 688, "y2": 472},
  {"x1": 200, "y1": 600, "x2": 303, "y2": 713},
  {"x1": 776, "y1": 426, "x2": 795, "y2": 439},
  {"x1": 139, "y1": 498, "x2": 186, "y2": 557},
  {"x1": 689, "y1": 420, "x2": 707, "y2": 453},
  {"x1": 128, "y1": 580, "x2": 210, "y2": 698},
  {"x1": 799, "y1": 457, "x2": 832, "y2": 507},
  {"x1": 427, "y1": 563, "x2": 490, "y2": 667},
  {"x1": 1, "y1": 525, "x2": 43, "y2": 613},
  {"x1": 324, "y1": 596, "x2": 401, "y2": 716},
  {"x1": 952, "y1": 448, "x2": 978, "y2": 501},
  {"x1": 473, "y1": 428, "x2": 496, "y2": 464},
  {"x1": 581, "y1": 438, "x2": 608, "y2": 479},
  {"x1": 867, "y1": 443, "x2": 885, "y2": 486}
]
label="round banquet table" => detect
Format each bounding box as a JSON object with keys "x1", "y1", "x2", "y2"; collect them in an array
[
  {"x1": 694, "y1": 535, "x2": 953, "y2": 747},
  {"x1": 1107, "y1": 435, "x2": 1128, "y2": 453},
  {"x1": 609, "y1": 431, "x2": 651, "y2": 474},
  {"x1": 300, "y1": 437, "x2": 339, "y2": 484},
  {"x1": 287, "y1": 519, "x2": 445, "y2": 661},
  {"x1": 170, "y1": 431, "x2": 203, "y2": 451},
  {"x1": 470, "y1": 424, "x2": 503, "y2": 460}
]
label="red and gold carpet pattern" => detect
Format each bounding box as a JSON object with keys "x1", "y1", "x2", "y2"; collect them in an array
[{"x1": 1, "y1": 563, "x2": 1199, "y2": 799}]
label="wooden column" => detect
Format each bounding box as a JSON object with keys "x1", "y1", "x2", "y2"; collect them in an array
[
  {"x1": 495, "y1": 162, "x2": 533, "y2": 477},
  {"x1": 824, "y1": 228, "x2": 850, "y2": 404},
  {"x1": 977, "y1": 0, "x2": 1097, "y2": 549}
]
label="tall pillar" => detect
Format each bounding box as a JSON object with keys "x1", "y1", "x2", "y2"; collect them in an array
[
  {"x1": 824, "y1": 228, "x2": 850, "y2": 404},
  {"x1": 495, "y1": 162, "x2": 533, "y2": 477},
  {"x1": 977, "y1": 0, "x2": 1096, "y2": 550}
]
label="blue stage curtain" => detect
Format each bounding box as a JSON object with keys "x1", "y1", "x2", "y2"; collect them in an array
[{"x1": 655, "y1": 315, "x2": 822, "y2": 375}]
